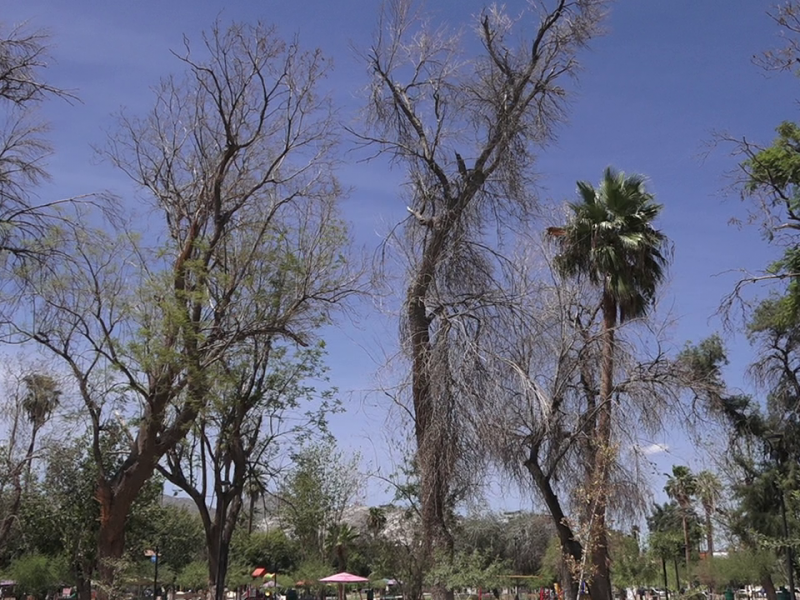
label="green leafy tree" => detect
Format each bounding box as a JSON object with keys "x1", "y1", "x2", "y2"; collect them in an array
[
  {"x1": 20, "y1": 373, "x2": 61, "y2": 491},
  {"x1": 550, "y1": 167, "x2": 669, "y2": 600},
  {"x1": 236, "y1": 529, "x2": 300, "y2": 574},
  {"x1": 647, "y1": 502, "x2": 702, "y2": 592},
  {"x1": 426, "y1": 549, "x2": 509, "y2": 592},
  {"x1": 326, "y1": 523, "x2": 360, "y2": 572},
  {"x1": 136, "y1": 503, "x2": 206, "y2": 588},
  {"x1": 608, "y1": 531, "x2": 658, "y2": 591},
  {"x1": 176, "y1": 561, "x2": 209, "y2": 591},
  {"x1": 0, "y1": 370, "x2": 61, "y2": 554},
  {"x1": 278, "y1": 441, "x2": 360, "y2": 562},
  {"x1": 159, "y1": 341, "x2": 336, "y2": 594},
  {"x1": 6, "y1": 553, "x2": 68, "y2": 600}
]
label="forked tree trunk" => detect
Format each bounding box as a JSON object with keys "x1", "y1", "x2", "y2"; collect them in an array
[{"x1": 95, "y1": 457, "x2": 157, "y2": 600}]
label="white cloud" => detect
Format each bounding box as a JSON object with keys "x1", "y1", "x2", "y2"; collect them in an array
[{"x1": 640, "y1": 443, "x2": 669, "y2": 456}]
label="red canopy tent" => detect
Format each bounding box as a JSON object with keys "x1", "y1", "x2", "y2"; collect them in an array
[{"x1": 319, "y1": 573, "x2": 369, "y2": 600}]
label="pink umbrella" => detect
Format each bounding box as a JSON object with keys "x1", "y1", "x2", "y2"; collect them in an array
[{"x1": 319, "y1": 573, "x2": 370, "y2": 600}]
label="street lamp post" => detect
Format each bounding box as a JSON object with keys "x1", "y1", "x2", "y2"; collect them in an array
[{"x1": 145, "y1": 547, "x2": 159, "y2": 600}]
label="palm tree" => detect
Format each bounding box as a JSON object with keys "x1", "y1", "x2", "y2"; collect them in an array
[
  {"x1": 665, "y1": 465, "x2": 697, "y2": 571},
  {"x1": 21, "y1": 373, "x2": 61, "y2": 491},
  {"x1": 367, "y1": 507, "x2": 387, "y2": 538},
  {"x1": 0, "y1": 373, "x2": 62, "y2": 550},
  {"x1": 694, "y1": 470, "x2": 721, "y2": 557},
  {"x1": 551, "y1": 167, "x2": 669, "y2": 600},
  {"x1": 326, "y1": 523, "x2": 360, "y2": 571}
]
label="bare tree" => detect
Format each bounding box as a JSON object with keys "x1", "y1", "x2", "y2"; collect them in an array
[
  {"x1": 0, "y1": 22, "x2": 91, "y2": 310},
  {"x1": 478, "y1": 241, "x2": 684, "y2": 600},
  {"x1": 8, "y1": 21, "x2": 357, "y2": 598},
  {"x1": 357, "y1": 1, "x2": 606, "y2": 597}
]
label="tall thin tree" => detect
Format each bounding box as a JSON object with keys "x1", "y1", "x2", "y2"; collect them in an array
[
  {"x1": 550, "y1": 167, "x2": 669, "y2": 600},
  {"x1": 665, "y1": 465, "x2": 697, "y2": 573},
  {"x1": 359, "y1": 3, "x2": 606, "y2": 598},
  {"x1": 694, "y1": 469, "x2": 721, "y2": 558}
]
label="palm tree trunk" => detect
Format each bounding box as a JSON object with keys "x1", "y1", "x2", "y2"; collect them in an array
[
  {"x1": 588, "y1": 291, "x2": 615, "y2": 600},
  {"x1": 24, "y1": 426, "x2": 38, "y2": 494},
  {"x1": 704, "y1": 508, "x2": 714, "y2": 557},
  {"x1": 681, "y1": 512, "x2": 691, "y2": 569},
  {"x1": 673, "y1": 558, "x2": 680, "y2": 591}
]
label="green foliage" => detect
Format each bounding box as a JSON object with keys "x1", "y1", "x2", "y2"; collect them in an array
[
  {"x1": 176, "y1": 560, "x2": 209, "y2": 590},
  {"x1": 15, "y1": 440, "x2": 100, "y2": 581},
  {"x1": 426, "y1": 549, "x2": 510, "y2": 591},
  {"x1": 325, "y1": 523, "x2": 360, "y2": 571},
  {"x1": 142, "y1": 505, "x2": 206, "y2": 576},
  {"x1": 278, "y1": 441, "x2": 360, "y2": 562},
  {"x1": 291, "y1": 559, "x2": 333, "y2": 590},
  {"x1": 647, "y1": 502, "x2": 702, "y2": 560},
  {"x1": 677, "y1": 335, "x2": 727, "y2": 384},
  {"x1": 6, "y1": 553, "x2": 69, "y2": 599},
  {"x1": 553, "y1": 167, "x2": 668, "y2": 323},
  {"x1": 453, "y1": 512, "x2": 553, "y2": 576},
  {"x1": 665, "y1": 466, "x2": 697, "y2": 506},
  {"x1": 693, "y1": 550, "x2": 777, "y2": 590},
  {"x1": 236, "y1": 529, "x2": 300, "y2": 574},
  {"x1": 609, "y1": 531, "x2": 658, "y2": 590},
  {"x1": 537, "y1": 537, "x2": 562, "y2": 586},
  {"x1": 744, "y1": 121, "x2": 800, "y2": 211},
  {"x1": 741, "y1": 121, "x2": 800, "y2": 313}
]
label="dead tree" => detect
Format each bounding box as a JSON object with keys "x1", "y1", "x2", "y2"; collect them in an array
[
  {"x1": 480, "y1": 242, "x2": 684, "y2": 600},
  {"x1": 357, "y1": 2, "x2": 606, "y2": 598}
]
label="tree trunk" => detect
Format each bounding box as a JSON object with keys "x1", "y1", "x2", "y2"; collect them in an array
[
  {"x1": 681, "y1": 513, "x2": 691, "y2": 569},
  {"x1": 408, "y1": 214, "x2": 459, "y2": 600},
  {"x1": 24, "y1": 426, "x2": 39, "y2": 494},
  {"x1": 526, "y1": 456, "x2": 581, "y2": 600},
  {"x1": 95, "y1": 460, "x2": 156, "y2": 600},
  {"x1": 248, "y1": 494, "x2": 255, "y2": 535},
  {"x1": 560, "y1": 559, "x2": 578, "y2": 600},
  {"x1": 704, "y1": 508, "x2": 714, "y2": 557},
  {"x1": 0, "y1": 426, "x2": 40, "y2": 552},
  {"x1": 587, "y1": 292, "x2": 615, "y2": 600},
  {"x1": 761, "y1": 574, "x2": 777, "y2": 600},
  {"x1": 96, "y1": 514, "x2": 128, "y2": 600},
  {"x1": 75, "y1": 559, "x2": 93, "y2": 600},
  {"x1": 673, "y1": 558, "x2": 680, "y2": 592},
  {"x1": 206, "y1": 524, "x2": 221, "y2": 599}
]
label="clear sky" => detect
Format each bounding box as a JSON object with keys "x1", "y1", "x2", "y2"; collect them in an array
[{"x1": 2, "y1": 0, "x2": 796, "y2": 512}]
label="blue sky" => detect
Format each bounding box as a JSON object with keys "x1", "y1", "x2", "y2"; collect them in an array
[{"x1": 2, "y1": 0, "x2": 796, "y2": 512}]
